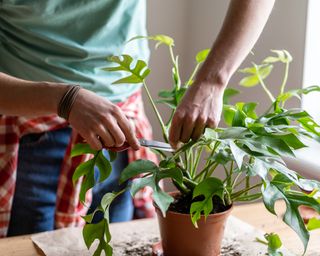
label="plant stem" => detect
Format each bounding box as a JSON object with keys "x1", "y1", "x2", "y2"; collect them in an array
[
  {"x1": 183, "y1": 177, "x2": 198, "y2": 190},
  {"x1": 169, "y1": 46, "x2": 181, "y2": 90},
  {"x1": 205, "y1": 162, "x2": 219, "y2": 178},
  {"x1": 227, "y1": 161, "x2": 234, "y2": 187},
  {"x1": 233, "y1": 175, "x2": 250, "y2": 189},
  {"x1": 169, "y1": 46, "x2": 176, "y2": 66},
  {"x1": 255, "y1": 237, "x2": 268, "y2": 246},
  {"x1": 254, "y1": 65, "x2": 275, "y2": 102},
  {"x1": 245, "y1": 176, "x2": 250, "y2": 196},
  {"x1": 143, "y1": 81, "x2": 168, "y2": 142},
  {"x1": 231, "y1": 183, "x2": 262, "y2": 200},
  {"x1": 173, "y1": 179, "x2": 189, "y2": 194},
  {"x1": 185, "y1": 63, "x2": 200, "y2": 86},
  {"x1": 191, "y1": 146, "x2": 203, "y2": 178},
  {"x1": 280, "y1": 62, "x2": 290, "y2": 95},
  {"x1": 194, "y1": 164, "x2": 211, "y2": 181},
  {"x1": 231, "y1": 172, "x2": 242, "y2": 190}
]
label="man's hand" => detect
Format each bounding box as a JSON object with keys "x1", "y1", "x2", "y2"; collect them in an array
[
  {"x1": 69, "y1": 89, "x2": 140, "y2": 151},
  {"x1": 169, "y1": 81, "x2": 224, "y2": 147}
]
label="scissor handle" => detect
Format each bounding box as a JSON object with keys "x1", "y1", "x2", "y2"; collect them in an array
[{"x1": 105, "y1": 142, "x2": 130, "y2": 152}]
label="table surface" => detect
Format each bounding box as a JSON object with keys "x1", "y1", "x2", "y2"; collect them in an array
[{"x1": 0, "y1": 202, "x2": 319, "y2": 256}]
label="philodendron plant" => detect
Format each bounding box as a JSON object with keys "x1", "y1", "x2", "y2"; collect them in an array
[{"x1": 72, "y1": 35, "x2": 320, "y2": 256}]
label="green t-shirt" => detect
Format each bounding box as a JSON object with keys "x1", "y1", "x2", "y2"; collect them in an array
[{"x1": 0, "y1": 0, "x2": 149, "y2": 102}]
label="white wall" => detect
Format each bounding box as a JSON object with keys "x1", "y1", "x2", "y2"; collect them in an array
[{"x1": 302, "y1": 0, "x2": 320, "y2": 123}]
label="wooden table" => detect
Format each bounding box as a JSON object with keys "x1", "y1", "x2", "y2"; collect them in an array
[{"x1": 0, "y1": 202, "x2": 319, "y2": 255}]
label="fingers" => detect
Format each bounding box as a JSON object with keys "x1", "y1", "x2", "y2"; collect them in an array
[
  {"x1": 181, "y1": 115, "x2": 197, "y2": 143},
  {"x1": 169, "y1": 111, "x2": 220, "y2": 146},
  {"x1": 191, "y1": 116, "x2": 207, "y2": 141},
  {"x1": 68, "y1": 89, "x2": 139, "y2": 151},
  {"x1": 98, "y1": 108, "x2": 139, "y2": 150},
  {"x1": 95, "y1": 124, "x2": 116, "y2": 147},
  {"x1": 112, "y1": 107, "x2": 140, "y2": 150},
  {"x1": 85, "y1": 133, "x2": 103, "y2": 151},
  {"x1": 169, "y1": 111, "x2": 183, "y2": 148}
]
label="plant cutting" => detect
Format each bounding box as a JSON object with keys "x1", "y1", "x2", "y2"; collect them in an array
[{"x1": 72, "y1": 35, "x2": 320, "y2": 256}]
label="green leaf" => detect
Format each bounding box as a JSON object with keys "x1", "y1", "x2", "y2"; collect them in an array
[
  {"x1": 270, "y1": 134, "x2": 305, "y2": 150},
  {"x1": 123, "y1": 160, "x2": 182, "y2": 217},
  {"x1": 104, "y1": 55, "x2": 150, "y2": 84},
  {"x1": 298, "y1": 116, "x2": 320, "y2": 137},
  {"x1": 242, "y1": 102, "x2": 258, "y2": 119},
  {"x1": 196, "y1": 48, "x2": 210, "y2": 63},
  {"x1": 82, "y1": 191, "x2": 125, "y2": 256},
  {"x1": 229, "y1": 141, "x2": 246, "y2": 169},
  {"x1": 71, "y1": 143, "x2": 97, "y2": 157},
  {"x1": 223, "y1": 88, "x2": 240, "y2": 104},
  {"x1": 307, "y1": 217, "x2": 320, "y2": 231},
  {"x1": 262, "y1": 174, "x2": 320, "y2": 252},
  {"x1": 130, "y1": 176, "x2": 174, "y2": 216},
  {"x1": 190, "y1": 177, "x2": 225, "y2": 227},
  {"x1": 72, "y1": 158, "x2": 95, "y2": 185},
  {"x1": 119, "y1": 159, "x2": 158, "y2": 184},
  {"x1": 79, "y1": 170, "x2": 95, "y2": 202},
  {"x1": 152, "y1": 187, "x2": 175, "y2": 217},
  {"x1": 156, "y1": 167, "x2": 183, "y2": 185},
  {"x1": 158, "y1": 89, "x2": 175, "y2": 99},
  {"x1": 128, "y1": 34, "x2": 174, "y2": 48},
  {"x1": 95, "y1": 151, "x2": 112, "y2": 182},
  {"x1": 155, "y1": 99, "x2": 176, "y2": 109},
  {"x1": 258, "y1": 136, "x2": 295, "y2": 157},
  {"x1": 82, "y1": 207, "x2": 102, "y2": 224},
  {"x1": 232, "y1": 108, "x2": 247, "y2": 127},
  {"x1": 256, "y1": 233, "x2": 283, "y2": 256},
  {"x1": 278, "y1": 85, "x2": 320, "y2": 103},
  {"x1": 223, "y1": 105, "x2": 236, "y2": 126},
  {"x1": 72, "y1": 151, "x2": 114, "y2": 202},
  {"x1": 265, "y1": 233, "x2": 282, "y2": 251},
  {"x1": 83, "y1": 220, "x2": 106, "y2": 249},
  {"x1": 108, "y1": 150, "x2": 117, "y2": 162},
  {"x1": 239, "y1": 64, "x2": 273, "y2": 87},
  {"x1": 218, "y1": 127, "x2": 252, "y2": 140}
]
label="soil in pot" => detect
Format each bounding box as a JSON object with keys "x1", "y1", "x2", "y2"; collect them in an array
[{"x1": 156, "y1": 192, "x2": 233, "y2": 256}]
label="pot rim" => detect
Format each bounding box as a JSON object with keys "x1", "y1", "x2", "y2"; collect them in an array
[{"x1": 154, "y1": 191, "x2": 233, "y2": 217}]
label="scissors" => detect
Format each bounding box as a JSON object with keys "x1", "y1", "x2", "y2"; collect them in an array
[{"x1": 105, "y1": 138, "x2": 174, "y2": 152}]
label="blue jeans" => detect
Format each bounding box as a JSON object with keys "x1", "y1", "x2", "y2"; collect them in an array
[{"x1": 7, "y1": 127, "x2": 133, "y2": 236}]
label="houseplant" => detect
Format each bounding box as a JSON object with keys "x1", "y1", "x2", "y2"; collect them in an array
[{"x1": 72, "y1": 35, "x2": 320, "y2": 256}]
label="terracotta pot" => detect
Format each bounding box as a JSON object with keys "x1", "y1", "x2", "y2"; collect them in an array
[{"x1": 155, "y1": 193, "x2": 233, "y2": 256}]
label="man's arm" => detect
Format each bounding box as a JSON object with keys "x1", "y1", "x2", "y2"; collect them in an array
[
  {"x1": 169, "y1": 0, "x2": 275, "y2": 145},
  {"x1": 0, "y1": 72, "x2": 139, "y2": 150}
]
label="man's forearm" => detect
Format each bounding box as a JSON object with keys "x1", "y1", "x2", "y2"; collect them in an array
[
  {"x1": 197, "y1": 0, "x2": 275, "y2": 86},
  {"x1": 0, "y1": 72, "x2": 67, "y2": 116}
]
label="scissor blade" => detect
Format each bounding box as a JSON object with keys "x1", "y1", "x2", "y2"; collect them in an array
[{"x1": 138, "y1": 138, "x2": 174, "y2": 152}]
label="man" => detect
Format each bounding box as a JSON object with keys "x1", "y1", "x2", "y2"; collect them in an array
[{"x1": 0, "y1": 0, "x2": 275, "y2": 236}]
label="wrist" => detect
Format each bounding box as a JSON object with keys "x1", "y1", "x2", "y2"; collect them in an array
[
  {"x1": 57, "y1": 84, "x2": 81, "y2": 120},
  {"x1": 195, "y1": 64, "x2": 230, "y2": 89}
]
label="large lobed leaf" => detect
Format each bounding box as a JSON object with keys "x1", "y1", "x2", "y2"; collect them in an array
[
  {"x1": 71, "y1": 146, "x2": 114, "y2": 203},
  {"x1": 262, "y1": 174, "x2": 320, "y2": 253},
  {"x1": 82, "y1": 191, "x2": 124, "y2": 256},
  {"x1": 190, "y1": 177, "x2": 225, "y2": 227},
  {"x1": 120, "y1": 159, "x2": 183, "y2": 216},
  {"x1": 103, "y1": 55, "x2": 150, "y2": 84}
]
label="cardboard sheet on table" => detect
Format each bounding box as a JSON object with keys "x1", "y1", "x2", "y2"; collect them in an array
[{"x1": 31, "y1": 217, "x2": 294, "y2": 256}]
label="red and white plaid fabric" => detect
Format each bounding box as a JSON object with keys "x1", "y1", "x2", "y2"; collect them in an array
[{"x1": 0, "y1": 90, "x2": 157, "y2": 237}]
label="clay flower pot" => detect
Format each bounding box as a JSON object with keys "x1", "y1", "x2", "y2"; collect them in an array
[{"x1": 155, "y1": 194, "x2": 233, "y2": 256}]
